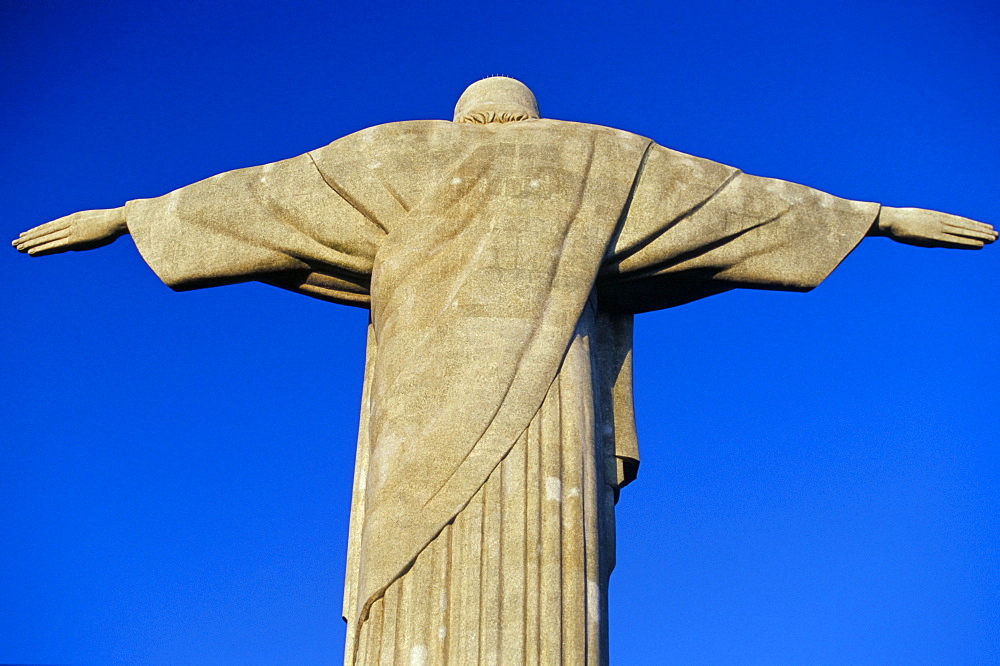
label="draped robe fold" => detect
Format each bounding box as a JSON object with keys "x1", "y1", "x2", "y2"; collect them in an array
[{"x1": 124, "y1": 118, "x2": 878, "y2": 663}]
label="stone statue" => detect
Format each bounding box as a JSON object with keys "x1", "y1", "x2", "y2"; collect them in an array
[{"x1": 13, "y1": 77, "x2": 995, "y2": 665}]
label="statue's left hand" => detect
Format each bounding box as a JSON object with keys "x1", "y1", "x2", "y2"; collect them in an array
[
  {"x1": 874, "y1": 207, "x2": 997, "y2": 249},
  {"x1": 12, "y1": 207, "x2": 128, "y2": 256}
]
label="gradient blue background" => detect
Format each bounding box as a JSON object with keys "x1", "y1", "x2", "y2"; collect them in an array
[{"x1": 2, "y1": 1, "x2": 998, "y2": 663}]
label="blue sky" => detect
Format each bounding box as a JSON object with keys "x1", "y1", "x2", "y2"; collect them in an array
[{"x1": 2, "y1": 1, "x2": 998, "y2": 663}]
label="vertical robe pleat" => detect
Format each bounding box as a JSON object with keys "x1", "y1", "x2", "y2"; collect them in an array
[{"x1": 350, "y1": 304, "x2": 615, "y2": 665}]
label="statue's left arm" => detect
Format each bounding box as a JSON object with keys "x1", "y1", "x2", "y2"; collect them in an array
[
  {"x1": 598, "y1": 143, "x2": 995, "y2": 313},
  {"x1": 13, "y1": 150, "x2": 385, "y2": 307}
]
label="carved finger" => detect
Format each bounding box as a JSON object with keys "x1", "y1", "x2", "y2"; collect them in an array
[
  {"x1": 942, "y1": 224, "x2": 997, "y2": 242},
  {"x1": 949, "y1": 218, "x2": 996, "y2": 233},
  {"x1": 939, "y1": 232, "x2": 985, "y2": 249},
  {"x1": 26, "y1": 235, "x2": 73, "y2": 256},
  {"x1": 15, "y1": 221, "x2": 57, "y2": 239},
  {"x1": 19, "y1": 230, "x2": 70, "y2": 253},
  {"x1": 943, "y1": 216, "x2": 996, "y2": 231},
  {"x1": 14, "y1": 229, "x2": 70, "y2": 252},
  {"x1": 16, "y1": 220, "x2": 70, "y2": 244},
  {"x1": 18, "y1": 218, "x2": 68, "y2": 237}
]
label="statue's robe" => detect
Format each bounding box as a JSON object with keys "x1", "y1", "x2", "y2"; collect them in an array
[{"x1": 124, "y1": 118, "x2": 878, "y2": 664}]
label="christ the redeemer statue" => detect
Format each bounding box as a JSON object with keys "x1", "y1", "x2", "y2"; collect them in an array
[{"x1": 14, "y1": 77, "x2": 996, "y2": 665}]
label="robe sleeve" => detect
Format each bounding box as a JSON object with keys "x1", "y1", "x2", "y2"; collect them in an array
[
  {"x1": 593, "y1": 309, "x2": 640, "y2": 494},
  {"x1": 125, "y1": 152, "x2": 385, "y2": 307},
  {"x1": 598, "y1": 143, "x2": 880, "y2": 313}
]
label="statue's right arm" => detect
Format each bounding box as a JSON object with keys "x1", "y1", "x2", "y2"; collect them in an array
[{"x1": 12, "y1": 206, "x2": 128, "y2": 256}]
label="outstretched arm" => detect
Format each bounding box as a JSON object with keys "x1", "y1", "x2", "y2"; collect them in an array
[
  {"x1": 869, "y1": 206, "x2": 997, "y2": 249},
  {"x1": 599, "y1": 143, "x2": 997, "y2": 313},
  {"x1": 12, "y1": 207, "x2": 127, "y2": 256},
  {"x1": 11, "y1": 151, "x2": 383, "y2": 306}
]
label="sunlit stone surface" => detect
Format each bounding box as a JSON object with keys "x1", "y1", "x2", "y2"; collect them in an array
[{"x1": 14, "y1": 77, "x2": 995, "y2": 665}]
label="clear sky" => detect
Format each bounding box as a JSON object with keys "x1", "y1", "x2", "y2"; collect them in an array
[{"x1": 2, "y1": 1, "x2": 998, "y2": 663}]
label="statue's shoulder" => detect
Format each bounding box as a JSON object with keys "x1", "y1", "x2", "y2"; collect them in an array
[
  {"x1": 323, "y1": 119, "x2": 651, "y2": 145},
  {"x1": 310, "y1": 119, "x2": 651, "y2": 167},
  {"x1": 310, "y1": 120, "x2": 486, "y2": 162},
  {"x1": 502, "y1": 118, "x2": 653, "y2": 149},
  {"x1": 506, "y1": 119, "x2": 653, "y2": 156},
  {"x1": 530, "y1": 118, "x2": 648, "y2": 138},
  {"x1": 318, "y1": 120, "x2": 475, "y2": 149}
]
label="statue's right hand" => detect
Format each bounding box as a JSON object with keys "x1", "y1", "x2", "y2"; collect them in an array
[
  {"x1": 12, "y1": 207, "x2": 127, "y2": 256},
  {"x1": 875, "y1": 207, "x2": 997, "y2": 250}
]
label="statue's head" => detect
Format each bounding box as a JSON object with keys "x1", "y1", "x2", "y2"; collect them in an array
[{"x1": 453, "y1": 77, "x2": 540, "y2": 124}]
